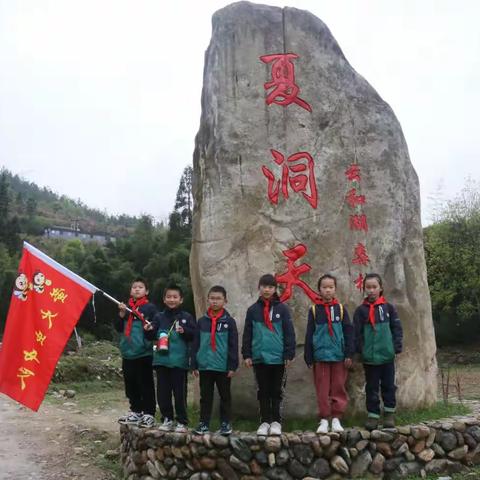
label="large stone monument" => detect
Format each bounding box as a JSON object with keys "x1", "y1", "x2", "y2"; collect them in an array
[{"x1": 191, "y1": 1, "x2": 437, "y2": 417}]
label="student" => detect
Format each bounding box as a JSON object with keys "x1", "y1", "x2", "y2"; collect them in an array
[
  {"x1": 192, "y1": 285, "x2": 239, "y2": 435},
  {"x1": 114, "y1": 277, "x2": 157, "y2": 428},
  {"x1": 353, "y1": 273, "x2": 403, "y2": 430},
  {"x1": 145, "y1": 285, "x2": 196, "y2": 432},
  {"x1": 242, "y1": 274, "x2": 296, "y2": 436},
  {"x1": 304, "y1": 274, "x2": 354, "y2": 433}
]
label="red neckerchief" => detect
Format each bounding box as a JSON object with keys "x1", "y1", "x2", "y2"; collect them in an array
[
  {"x1": 363, "y1": 296, "x2": 387, "y2": 330},
  {"x1": 316, "y1": 298, "x2": 339, "y2": 336},
  {"x1": 125, "y1": 297, "x2": 148, "y2": 337},
  {"x1": 208, "y1": 307, "x2": 225, "y2": 351},
  {"x1": 261, "y1": 298, "x2": 274, "y2": 331}
]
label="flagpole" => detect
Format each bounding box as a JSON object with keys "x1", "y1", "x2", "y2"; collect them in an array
[{"x1": 98, "y1": 290, "x2": 152, "y2": 325}]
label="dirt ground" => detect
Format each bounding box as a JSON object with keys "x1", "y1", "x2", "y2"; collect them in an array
[
  {"x1": 2, "y1": 350, "x2": 480, "y2": 480},
  {"x1": 437, "y1": 348, "x2": 480, "y2": 402},
  {"x1": 0, "y1": 389, "x2": 125, "y2": 480}
]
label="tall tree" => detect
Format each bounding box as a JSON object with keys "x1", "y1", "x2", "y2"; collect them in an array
[
  {"x1": 175, "y1": 165, "x2": 193, "y2": 228},
  {"x1": 26, "y1": 197, "x2": 37, "y2": 219},
  {"x1": 0, "y1": 173, "x2": 21, "y2": 252},
  {"x1": 131, "y1": 215, "x2": 155, "y2": 273},
  {"x1": 15, "y1": 191, "x2": 25, "y2": 214},
  {"x1": 0, "y1": 172, "x2": 10, "y2": 225},
  {"x1": 168, "y1": 166, "x2": 193, "y2": 244}
]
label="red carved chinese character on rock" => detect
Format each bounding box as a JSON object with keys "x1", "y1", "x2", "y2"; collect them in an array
[
  {"x1": 276, "y1": 243, "x2": 321, "y2": 303},
  {"x1": 260, "y1": 53, "x2": 312, "y2": 112},
  {"x1": 262, "y1": 149, "x2": 318, "y2": 208},
  {"x1": 345, "y1": 164, "x2": 361, "y2": 183},
  {"x1": 352, "y1": 243, "x2": 370, "y2": 266},
  {"x1": 349, "y1": 214, "x2": 368, "y2": 232},
  {"x1": 346, "y1": 188, "x2": 366, "y2": 209},
  {"x1": 354, "y1": 273, "x2": 364, "y2": 291}
]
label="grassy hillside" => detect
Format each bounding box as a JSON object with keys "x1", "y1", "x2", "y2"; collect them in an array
[{"x1": 2, "y1": 168, "x2": 139, "y2": 236}]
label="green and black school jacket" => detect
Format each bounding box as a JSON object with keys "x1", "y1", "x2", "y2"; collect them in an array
[
  {"x1": 113, "y1": 302, "x2": 157, "y2": 360},
  {"x1": 241, "y1": 298, "x2": 296, "y2": 365},
  {"x1": 146, "y1": 308, "x2": 196, "y2": 370},
  {"x1": 353, "y1": 302, "x2": 403, "y2": 365},
  {"x1": 191, "y1": 310, "x2": 239, "y2": 373},
  {"x1": 304, "y1": 303, "x2": 354, "y2": 365}
]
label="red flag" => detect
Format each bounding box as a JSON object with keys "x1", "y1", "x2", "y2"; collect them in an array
[{"x1": 0, "y1": 242, "x2": 96, "y2": 411}]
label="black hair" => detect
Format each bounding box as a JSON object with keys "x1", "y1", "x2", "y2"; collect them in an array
[
  {"x1": 258, "y1": 273, "x2": 277, "y2": 288},
  {"x1": 163, "y1": 284, "x2": 184, "y2": 298},
  {"x1": 317, "y1": 274, "x2": 337, "y2": 290},
  {"x1": 363, "y1": 273, "x2": 384, "y2": 295},
  {"x1": 208, "y1": 285, "x2": 227, "y2": 298},
  {"x1": 132, "y1": 277, "x2": 148, "y2": 290}
]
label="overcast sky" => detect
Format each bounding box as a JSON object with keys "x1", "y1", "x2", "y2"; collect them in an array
[{"x1": 0, "y1": 0, "x2": 478, "y2": 225}]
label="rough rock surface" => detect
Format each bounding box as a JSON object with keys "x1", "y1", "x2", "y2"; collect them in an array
[{"x1": 191, "y1": 1, "x2": 437, "y2": 416}]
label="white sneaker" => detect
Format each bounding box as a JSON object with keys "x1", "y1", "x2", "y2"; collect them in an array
[
  {"x1": 174, "y1": 422, "x2": 188, "y2": 433},
  {"x1": 158, "y1": 418, "x2": 174, "y2": 432},
  {"x1": 256, "y1": 422, "x2": 270, "y2": 436},
  {"x1": 316, "y1": 418, "x2": 329, "y2": 434},
  {"x1": 331, "y1": 417, "x2": 344, "y2": 433},
  {"x1": 269, "y1": 421, "x2": 282, "y2": 435}
]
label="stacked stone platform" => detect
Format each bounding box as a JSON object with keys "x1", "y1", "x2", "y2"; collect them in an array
[{"x1": 120, "y1": 415, "x2": 480, "y2": 479}]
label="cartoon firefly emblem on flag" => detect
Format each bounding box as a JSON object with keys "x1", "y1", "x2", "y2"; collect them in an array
[
  {"x1": 13, "y1": 273, "x2": 30, "y2": 301},
  {"x1": 32, "y1": 271, "x2": 52, "y2": 294}
]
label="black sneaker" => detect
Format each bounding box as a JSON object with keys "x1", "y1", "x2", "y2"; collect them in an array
[
  {"x1": 218, "y1": 421, "x2": 232, "y2": 436},
  {"x1": 118, "y1": 411, "x2": 142, "y2": 425},
  {"x1": 194, "y1": 422, "x2": 209, "y2": 435},
  {"x1": 138, "y1": 414, "x2": 155, "y2": 429}
]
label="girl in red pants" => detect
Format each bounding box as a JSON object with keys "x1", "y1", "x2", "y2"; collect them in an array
[{"x1": 304, "y1": 274, "x2": 354, "y2": 433}]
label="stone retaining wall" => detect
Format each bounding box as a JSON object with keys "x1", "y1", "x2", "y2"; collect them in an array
[{"x1": 120, "y1": 416, "x2": 480, "y2": 479}]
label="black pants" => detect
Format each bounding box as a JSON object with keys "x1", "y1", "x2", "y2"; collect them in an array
[
  {"x1": 364, "y1": 362, "x2": 396, "y2": 416},
  {"x1": 122, "y1": 356, "x2": 156, "y2": 416},
  {"x1": 254, "y1": 363, "x2": 286, "y2": 423},
  {"x1": 199, "y1": 370, "x2": 231, "y2": 425},
  {"x1": 156, "y1": 366, "x2": 188, "y2": 424}
]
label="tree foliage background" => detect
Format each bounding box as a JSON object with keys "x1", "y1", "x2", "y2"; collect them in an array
[
  {"x1": 424, "y1": 179, "x2": 480, "y2": 346},
  {"x1": 0, "y1": 166, "x2": 193, "y2": 339}
]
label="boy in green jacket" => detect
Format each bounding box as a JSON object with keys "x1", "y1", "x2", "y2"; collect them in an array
[
  {"x1": 115, "y1": 278, "x2": 157, "y2": 428},
  {"x1": 145, "y1": 285, "x2": 196, "y2": 432},
  {"x1": 192, "y1": 286, "x2": 239, "y2": 436}
]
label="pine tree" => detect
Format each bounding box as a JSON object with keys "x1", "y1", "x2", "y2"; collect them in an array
[
  {"x1": 26, "y1": 197, "x2": 37, "y2": 219},
  {"x1": 174, "y1": 165, "x2": 193, "y2": 228},
  {"x1": 0, "y1": 172, "x2": 20, "y2": 251},
  {"x1": 168, "y1": 166, "x2": 193, "y2": 243},
  {"x1": 131, "y1": 215, "x2": 155, "y2": 272},
  {"x1": 15, "y1": 191, "x2": 25, "y2": 214}
]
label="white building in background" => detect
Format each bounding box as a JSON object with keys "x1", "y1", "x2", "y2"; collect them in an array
[{"x1": 43, "y1": 224, "x2": 114, "y2": 245}]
